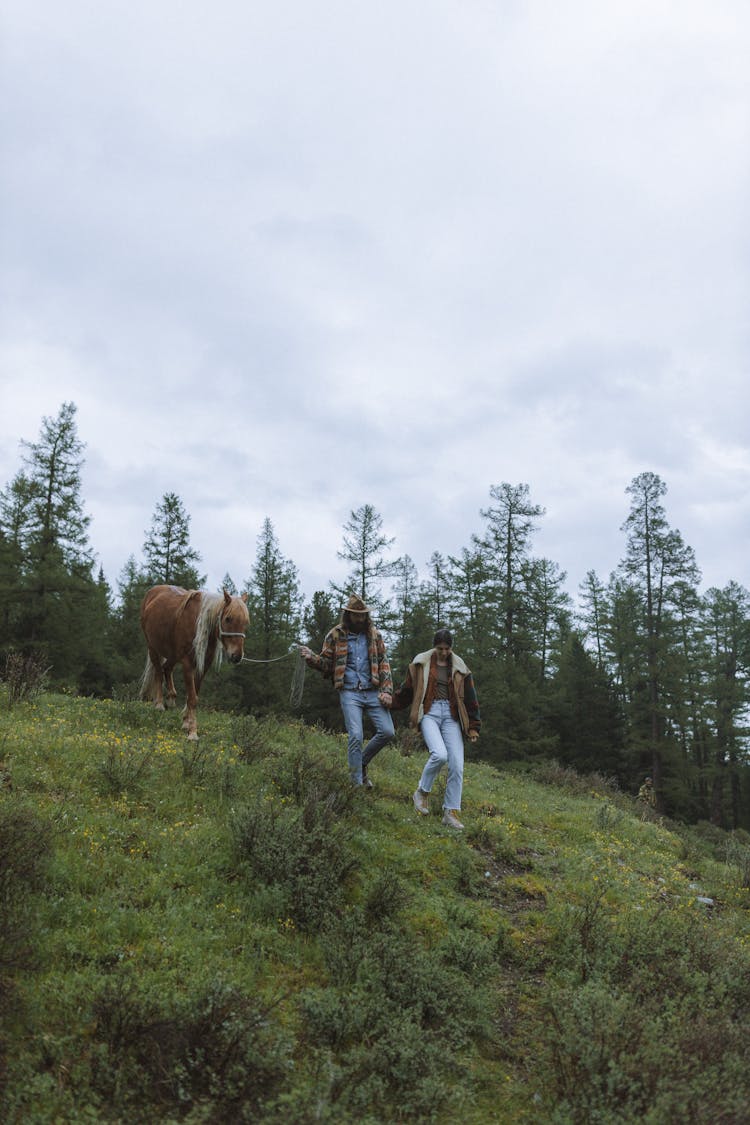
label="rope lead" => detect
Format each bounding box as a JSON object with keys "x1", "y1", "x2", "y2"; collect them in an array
[{"x1": 240, "y1": 644, "x2": 307, "y2": 708}]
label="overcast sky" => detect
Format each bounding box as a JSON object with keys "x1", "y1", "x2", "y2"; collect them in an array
[{"x1": 1, "y1": 1, "x2": 748, "y2": 610}]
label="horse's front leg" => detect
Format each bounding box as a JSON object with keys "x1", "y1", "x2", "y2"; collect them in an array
[{"x1": 181, "y1": 661, "x2": 200, "y2": 740}]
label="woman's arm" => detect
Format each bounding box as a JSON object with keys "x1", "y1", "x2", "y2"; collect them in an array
[
  {"x1": 464, "y1": 674, "x2": 481, "y2": 736},
  {"x1": 390, "y1": 668, "x2": 415, "y2": 711}
]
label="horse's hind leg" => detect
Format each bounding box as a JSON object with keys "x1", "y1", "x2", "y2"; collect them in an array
[
  {"x1": 146, "y1": 650, "x2": 166, "y2": 710},
  {"x1": 163, "y1": 664, "x2": 177, "y2": 709}
]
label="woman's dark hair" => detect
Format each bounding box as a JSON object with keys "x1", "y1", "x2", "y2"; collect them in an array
[{"x1": 433, "y1": 628, "x2": 453, "y2": 648}]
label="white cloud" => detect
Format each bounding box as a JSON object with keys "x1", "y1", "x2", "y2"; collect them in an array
[{"x1": 1, "y1": 0, "x2": 748, "y2": 605}]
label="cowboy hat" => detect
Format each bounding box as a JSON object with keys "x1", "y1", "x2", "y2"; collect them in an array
[{"x1": 342, "y1": 594, "x2": 370, "y2": 614}]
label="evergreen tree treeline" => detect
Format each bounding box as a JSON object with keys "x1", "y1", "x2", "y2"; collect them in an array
[{"x1": 1, "y1": 406, "x2": 748, "y2": 828}]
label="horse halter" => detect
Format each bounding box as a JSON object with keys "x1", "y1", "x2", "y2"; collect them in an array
[{"x1": 218, "y1": 609, "x2": 247, "y2": 640}]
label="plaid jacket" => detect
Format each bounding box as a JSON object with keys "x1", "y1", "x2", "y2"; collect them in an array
[{"x1": 307, "y1": 626, "x2": 393, "y2": 695}]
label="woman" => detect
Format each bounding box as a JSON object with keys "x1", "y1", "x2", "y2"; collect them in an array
[{"x1": 392, "y1": 628, "x2": 481, "y2": 830}]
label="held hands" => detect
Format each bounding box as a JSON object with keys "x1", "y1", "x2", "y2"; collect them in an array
[
  {"x1": 468, "y1": 730, "x2": 479, "y2": 743},
  {"x1": 378, "y1": 692, "x2": 392, "y2": 709}
]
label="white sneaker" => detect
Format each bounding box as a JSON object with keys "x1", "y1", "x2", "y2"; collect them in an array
[
  {"x1": 442, "y1": 809, "x2": 464, "y2": 830},
  {"x1": 412, "y1": 789, "x2": 429, "y2": 815}
]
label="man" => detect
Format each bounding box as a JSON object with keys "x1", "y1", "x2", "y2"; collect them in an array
[
  {"x1": 638, "y1": 776, "x2": 655, "y2": 802},
  {"x1": 299, "y1": 594, "x2": 395, "y2": 787},
  {"x1": 638, "y1": 776, "x2": 656, "y2": 819}
]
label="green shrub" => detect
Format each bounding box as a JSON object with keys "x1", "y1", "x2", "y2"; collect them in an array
[
  {"x1": 2, "y1": 650, "x2": 50, "y2": 708},
  {"x1": 529, "y1": 759, "x2": 621, "y2": 800},
  {"x1": 0, "y1": 803, "x2": 52, "y2": 973},
  {"x1": 543, "y1": 978, "x2": 750, "y2": 1124},
  {"x1": 106, "y1": 699, "x2": 155, "y2": 730},
  {"x1": 594, "y1": 802, "x2": 625, "y2": 831},
  {"x1": 270, "y1": 743, "x2": 356, "y2": 818},
  {"x1": 724, "y1": 833, "x2": 750, "y2": 889},
  {"x1": 451, "y1": 848, "x2": 491, "y2": 899},
  {"x1": 361, "y1": 866, "x2": 410, "y2": 926},
  {"x1": 83, "y1": 976, "x2": 294, "y2": 1121},
  {"x1": 465, "y1": 815, "x2": 517, "y2": 865},
  {"x1": 231, "y1": 714, "x2": 283, "y2": 761},
  {"x1": 90, "y1": 745, "x2": 153, "y2": 797},
  {"x1": 300, "y1": 907, "x2": 491, "y2": 1120},
  {"x1": 229, "y1": 746, "x2": 359, "y2": 931},
  {"x1": 179, "y1": 741, "x2": 210, "y2": 782},
  {"x1": 0, "y1": 802, "x2": 53, "y2": 1098},
  {"x1": 540, "y1": 898, "x2": 750, "y2": 1122},
  {"x1": 230, "y1": 793, "x2": 357, "y2": 932}
]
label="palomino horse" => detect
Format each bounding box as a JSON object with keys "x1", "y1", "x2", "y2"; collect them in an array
[{"x1": 139, "y1": 584, "x2": 249, "y2": 740}]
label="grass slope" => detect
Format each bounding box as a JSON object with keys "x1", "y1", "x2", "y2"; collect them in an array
[{"x1": 2, "y1": 691, "x2": 750, "y2": 1123}]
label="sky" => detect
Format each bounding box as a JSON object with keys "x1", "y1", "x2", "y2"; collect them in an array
[{"x1": 1, "y1": 0, "x2": 749, "y2": 610}]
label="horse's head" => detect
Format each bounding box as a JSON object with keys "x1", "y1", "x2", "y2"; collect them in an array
[{"x1": 218, "y1": 589, "x2": 249, "y2": 664}]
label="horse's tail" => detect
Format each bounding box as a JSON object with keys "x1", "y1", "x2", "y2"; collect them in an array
[{"x1": 139, "y1": 655, "x2": 160, "y2": 701}]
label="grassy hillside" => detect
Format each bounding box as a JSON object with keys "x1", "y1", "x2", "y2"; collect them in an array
[{"x1": 2, "y1": 689, "x2": 750, "y2": 1123}]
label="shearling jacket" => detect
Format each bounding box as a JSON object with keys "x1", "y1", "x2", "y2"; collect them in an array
[{"x1": 392, "y1": 649, "x2": 481, "y2": 735}]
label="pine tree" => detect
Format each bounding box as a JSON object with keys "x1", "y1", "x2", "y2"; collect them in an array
[
  {"x1": 390, "y1": 555, "x2": 433, "y2": 676},
  {"x1": 142, "y1": 493, "x2": 204, "y2": 588},
  {"x1": 0, "y1": 403, "x2": 97, "y2": 681},
  {"x1": 299, "y1": 590, "x2": 341, "y2": 729},
  {"x1": 577, "y1": 570, "x2": 608, "y2": 670},
  {"x1": 666, "y1": 578, "x2": 710, "y2": 820},
  {"x1": 241, "y1": 518, "x2": 303, "y2": 714},
  {"x1": 446, "y1": 546, "x2": 495, "y2": 661},
  {"x1": 333, "y1": 503, "x2": 397, "y2": 615},
  {"x1": 471, "y1": 483, "x2": 551, "y2": 765},
  {"x1": 20, "y1": 402, "x2": 93, "y2": 575},
  {"x1": 547, "y1": 635, "x2": 626, "y2": 775},
  {"x1": 478, "y1": 482, "x2": 545, "y2": 660},
  {"x1": 616, "y1": 471, "x2": 701, "y2": 808},
  {"x1": 702, "y1": 582, "x2": 750, "y2": 827},
  {"x1": 220, "y1": 573, "x2": 238, "y2": 595},
  {"x1": 525, "y1": 557, "x2": 572, "y2": 681},
  {"x1": 76, "y1": 566, "x2": 115, "y2": 696},
  {"x1": 110, "y1": 555, "x2": 152, "y2": 688},
  {"x1": 0, "y1": 473, "x2": 31, "y2": 646},
  {"x1": 423, "y1": 552, "x2": 449, "y2": 627}
]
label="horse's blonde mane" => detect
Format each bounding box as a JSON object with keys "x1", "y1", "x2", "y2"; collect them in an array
[{"x1": 192, "y1": 592, "x2": 226, "y2": 676}]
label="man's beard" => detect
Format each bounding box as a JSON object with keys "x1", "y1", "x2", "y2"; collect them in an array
[{"x1": 348, "y1": 617, "x2": 368, "y2": 633}]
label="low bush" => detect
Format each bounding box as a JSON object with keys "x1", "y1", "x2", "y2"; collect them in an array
[
  {"x1": 90, "y1": 745, "x2": 153, "y2": 798},
  {"x1": 2, "y1": 650, "x2": 50, "y2": 708},
  {"x1": 0, "y1": 802, "x2": 53, "y2": 1098},
  {"x1": 0, "y1": 802, "x2": 52, "y2": 972},
  {"x1": 231, "y1": 714, "x2": 287, "y2": 761},
  {"x1": 540, "y1": 895, "x2": 750, "y2": 1122},
  {"x1": 299, "y1": 903, "x2": 493, "y2": 1120},
  {"x1": 71, "y1": 977, "x2": 293, "y2": 1122},
  {"x1": 270, "y1": 743, "x2": 356, "y2": 818},
  {"x1": 724, "y1": 833, "x2": 750, "y2": 889},
  {"x1": 230, "y1": 791, "x2": 357, "y2": 932},
  {"x1": 529, "y1": 759, "x2": 622, "y2": 801}
]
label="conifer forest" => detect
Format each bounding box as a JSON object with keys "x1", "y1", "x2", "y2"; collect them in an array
[{"x1": 2, "y1": 403, "x2": 748, "y2": 828}]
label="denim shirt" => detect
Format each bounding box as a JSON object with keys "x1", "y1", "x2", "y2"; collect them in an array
[{"x1": 343, "y1": 631, "x2": 374, "y2": 690}]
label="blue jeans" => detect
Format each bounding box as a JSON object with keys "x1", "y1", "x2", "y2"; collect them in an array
[
  {"x1": 339, "y1": 689, "x2": 395, "y2": 784},
  {"x1": 419, "y1": 700, "x2": 464, "y2": 810}
]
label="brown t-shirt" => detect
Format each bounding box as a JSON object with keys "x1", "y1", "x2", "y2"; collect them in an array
[{"x1": 434, "y1": 662, "x2": 450, "y2": 700}]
